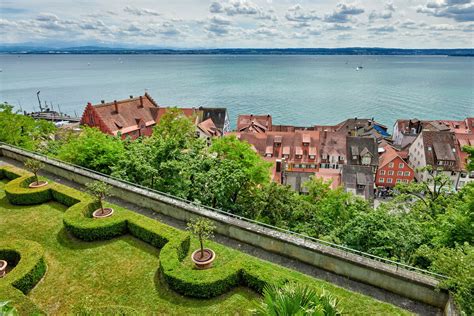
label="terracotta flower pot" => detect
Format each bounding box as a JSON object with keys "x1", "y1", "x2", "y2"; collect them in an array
[
  {"x1": 0, "y1": 260, "x2": 7, "y2": 278},
  {"x1": 28, "y1": 181, "x2": 49, "y2": 188},
  {"x1": 92, "y1": 208, "x2": 114, "y2": 219},
  {"x1": 191, "y1": 248, "x2": 215, "y2": 270}
]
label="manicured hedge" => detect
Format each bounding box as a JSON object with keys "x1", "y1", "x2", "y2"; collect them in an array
[
  {"x1": 0, "y1": 239, "x2": 46, "y2": 294},
  {"x1": 0, "y1": 166, "x2": 343, "y2": 304}
]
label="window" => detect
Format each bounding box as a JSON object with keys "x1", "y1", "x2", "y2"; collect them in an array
[
  {"x1": 265, "y1": 153, "x2": 272, "y2": 158},
  {"x1": 437, "y1": 161, "x2": 443, "y2": 166},
  {"x1": 388, "y1": 162, "x2": 394, "y2": 168},
  {"x1": 396, "y1": 179, "x2": 401, "y2": 183},
  {"x1": 388, "y1": 170, "x2": 394, "y2": 176},
  {"x1": 361, "y1": 155, "x2": 371, "y2": 165},
  {"x1": 404, "y1": 171, "x2": 410, "y2": 176},
  {"x1": 352, "y1": 155, "x2": 358, "y2": 160},
  {"x1": 403, "y1": 179, "x2": 408, "y2": 183},
  {"x1": 380, "y1": 170, "x2": 385, "y2": 175},
  {"x1": 379, "y1": 178, "x2": 385, "y2": 183},
  {"x1": 397, "y1": 171, "x2": 403, "y2": 176},
  {"x1": 387, "y1": 178, "x2": 393, "y2": 183},
  {"x1": 399, "y1": 163, "x2": 404, "y2": 168},
  {"x1": 309, "y1": 155, "x2": 315, "y2": 160}
]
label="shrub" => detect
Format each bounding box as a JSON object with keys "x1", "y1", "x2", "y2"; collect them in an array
[
  {"x1": 4, "y1": 176, "x2": 52, "y2": 205},
  {"x1": 253, "y1": 282, "x2": 343, "y2": 316},
  {"x1": 0, "y1": 300, "x2": 19, "y2": 316}
]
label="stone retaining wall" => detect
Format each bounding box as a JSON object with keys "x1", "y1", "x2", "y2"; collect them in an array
[{"x1": 0, "y1": 144, "x2": 453, "y2": 310}]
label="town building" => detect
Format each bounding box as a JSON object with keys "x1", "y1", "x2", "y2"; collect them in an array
[
  {"x1": 453, "y1": 132, "x2": 474, "y2": 189},
  {"x1": 346, "y1": 136, "x2": 379, "y2": 173},
  {"x1": 80, "y1": 93, "x2": 226, "y2": 140},
  {"x1": 199, "y1": 107, "x2": 230, "y2": 134},
  {"x1": 376, "y1": 145, "x2": 415, "y2": 188},
  {"x1": 80, "y1": 94, "x2": 160, "y2": 139},
  {"x1": 341, "y1": 165, "x2": 375, "y2": 201},
  {"x1": 408, "y1": 130, "x2": 460, "y2": 188}
]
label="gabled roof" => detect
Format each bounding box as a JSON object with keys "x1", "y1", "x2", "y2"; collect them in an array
[
  {"x1": 419, "y1": 130, "x2": 459, "y2": 171},
  {"x1": 197, "y1": 118, "x2": 221, "y2": 137},
  {"x1": 83, "y1": 93, "x2": 159, "y2": 136},
  {"x1": 379, "y1": 145, "x2": 413, "y2": 170},
  {"x1": 346, "y1": 136, "x2": 379, "y2": 166}
]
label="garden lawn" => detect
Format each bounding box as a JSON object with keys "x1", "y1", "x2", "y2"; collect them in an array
[{"x1": 0, "y1": 179, "x2": 411, "y2": 315}]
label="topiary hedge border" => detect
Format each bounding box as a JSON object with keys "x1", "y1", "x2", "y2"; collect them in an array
[
  {"x1": 4, "y1": 165, "x2": 391, "y2": 314},
  {"x1": 0, "y1": 239, "x2": 47, "y2": 295},
  {"x1": 1, "y1": 165, "x2": 291, "y2": 300}
]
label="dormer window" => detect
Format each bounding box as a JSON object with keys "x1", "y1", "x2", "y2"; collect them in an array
[{"x1": 361, "y1": 154, "x2": 371, "y2": 165}]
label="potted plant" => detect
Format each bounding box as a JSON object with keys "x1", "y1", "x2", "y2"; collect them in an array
[
  {"x1": 24, "y1": 159, "x2": 48, "y2": 188},
  {"x1": 187, "y1": 218, "x2": 216, "y2": 269},
  {"x1": 85, "y1": 181, "x2": 114, "y2": 218},
  {"x1": 0, "y1": 260, "x2": 7, "y2": 278}
]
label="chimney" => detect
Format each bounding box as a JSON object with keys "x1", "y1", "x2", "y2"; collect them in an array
[
  {"x1": 139, "y1": 96, "x2": 143, "y2": 108},
  {"x1": 101, "y1": 100, "x2": 105, "y2": 104},
  {"x1": 114, "y1": 100, "x2": 118, "y2": 113},
  {"x1": 130, "y1": 95, "x2": 133, "y2": 99}
]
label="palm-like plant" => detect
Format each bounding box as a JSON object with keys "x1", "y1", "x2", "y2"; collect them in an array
[
  {"x1": 253, "y1": 282, "x2": 342, "y2": 316},
  {"x1": 0, "y1": 301, "x2": 19, "y2": 316}
]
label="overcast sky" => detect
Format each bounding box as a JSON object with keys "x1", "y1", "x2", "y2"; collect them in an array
[{"x1": 0, "y1": 0, "x2": 473, "y2": 48}]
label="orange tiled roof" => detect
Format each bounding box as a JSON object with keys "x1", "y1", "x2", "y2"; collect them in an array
[{"x1": 87, "y1": 93, "x2": 159, "y2": 136}]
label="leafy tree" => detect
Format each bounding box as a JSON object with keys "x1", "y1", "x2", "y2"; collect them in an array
[
  {"x1": 415, "y1": 244, "x2": 474, "y2": 315},
  {"x1": 56, "y1": 127, "x2": 125, "y2": 174},
  {"x1": 210, "y1": 135, "x2": 271, "y2": 186},
  {"x1": 85, "y1": 181, "x2": 112, "y2": 215},
  {"x1": 0, "y1": 103, "x2": 56, "y2": 150},
  {"x1": 253, "y1": 282, "x2": 342, "y2": 316},
  {"x1": 299, "y1": 177, "x2": 369, "y2": 239},
  {"x1": 337, "y1": 208, "x2": 426, "y2": 262},
  {"x1": 24, "y1": 158, "x2": 45, "y2": 185},
  {"x1": 187, "y1": 218, "x2": 216, "y2": 259},
  {"x1": 394, "y1": 166, "x2": 454, "y2": 216},
  {"x1": 463, "y1": 145, "x2": 474, "y2": 171},
  {"x1": 111, "y1": 139, "x2": 159, "y2": 187}
]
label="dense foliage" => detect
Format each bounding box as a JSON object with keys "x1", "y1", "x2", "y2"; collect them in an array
[
  {"x1": 3, "y1": 106, "x2": 473, "y2": 313},
  {"x1": 0, "y1": 103, "x2": 56, "y2": 150}
]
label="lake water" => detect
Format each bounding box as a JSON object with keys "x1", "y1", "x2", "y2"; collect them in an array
[{"x1": 0, "y1": 54, "x2": 473, "y2": 129}]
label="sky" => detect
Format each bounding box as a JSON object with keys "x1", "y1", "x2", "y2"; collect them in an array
[{"x1": 0, "y1": 0, "x2": 473, "y2": 48}]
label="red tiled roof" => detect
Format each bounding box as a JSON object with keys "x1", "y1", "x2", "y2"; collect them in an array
[
  {"x1": 237, "y1": 114, "x2": 272, "y2": 133},
  {"x1": 197, "y1": 118, "x2": 221, "y2": 137},
  {"x1": 84, "y1": 93, "x2": 159, "y2": 136},
  {"x1": 379, "y1": 145, "x2": 413, "y2": 172},
  {"x1": 455, "y1": 133, "x2": 474, "y2": 171}
]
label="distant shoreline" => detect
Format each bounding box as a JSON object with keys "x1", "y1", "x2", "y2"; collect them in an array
[{"x1": 0, "y1": 47, "x2": 473, "y2": 56}]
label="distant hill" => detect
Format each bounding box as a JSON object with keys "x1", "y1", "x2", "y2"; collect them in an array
[{"x1": 0, "y1": 46, "x2": 472, "y2": 56}]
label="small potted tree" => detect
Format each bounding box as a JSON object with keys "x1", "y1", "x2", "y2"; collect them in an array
[
  {"x1": 85, "y1": 181, "x2": 114, "y2": 218},
  {"x1": 24, "y1": 159, "x2": 48, "y2": 188},
  {"x1": 187, "y1": 218, "x2": 216, "y2": 269},
  {"x1": 0, "y1": 260, "x2": 7, "y2": 278}
]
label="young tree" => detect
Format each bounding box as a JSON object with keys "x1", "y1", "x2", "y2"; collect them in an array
[
  {"x1": 85, "y1": 181, "x2": 112, "y2": 215},
  {"x1": 187, "y1": 218, "x2": 216, "y2": 259},
  {"x1": 24, "y1": 158, "x2": 45, "y2": 185}
]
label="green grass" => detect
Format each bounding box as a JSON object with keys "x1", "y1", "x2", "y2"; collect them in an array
[{"x1": 0, "y1": 178, "x2": 411, "y2": 315}]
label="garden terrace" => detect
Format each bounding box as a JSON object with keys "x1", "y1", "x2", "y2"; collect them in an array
[{"x1": 0, "y1": 165, "x2": 410, "y2": 315}]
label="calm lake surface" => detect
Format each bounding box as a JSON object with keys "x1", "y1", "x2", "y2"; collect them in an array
[{"x1": 0, "y1": 54, "x2": 473, "y2": 129}]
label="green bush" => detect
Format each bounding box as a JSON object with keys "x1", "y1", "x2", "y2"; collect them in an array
[{"x1": 4, "y1": 176, "x2": 52, "y2": 205}]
